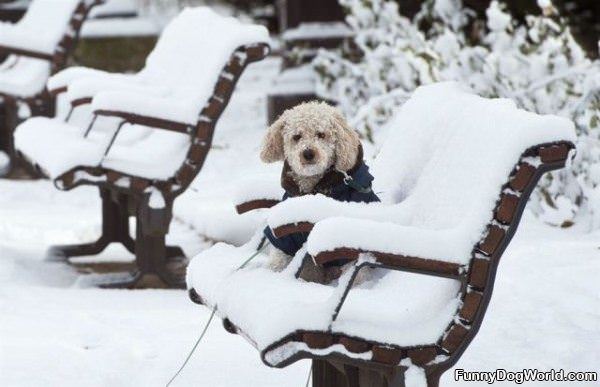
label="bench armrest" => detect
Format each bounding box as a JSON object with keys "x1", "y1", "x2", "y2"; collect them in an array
[
  {"x1": 47, "y1": 67, "x2": 111, "y2": 96},
  {"x1": 305, "y1": 217, "x2": 469, "y2": 278},
  {"x1": 233, "y1": 176, "x2": 283, "y2": 214},
  {"x1": 91, "y1": 90, "x2": 198, "y2": 132},
  {"x1": 0, "y1": 44, "x2": 53, "y2": 61},
  {"x1": 66, "y1": 76, "x2": 167, "y2": 107},
  {"x1": 267, "y1": 194, "x2": 388, "y2": 237}
]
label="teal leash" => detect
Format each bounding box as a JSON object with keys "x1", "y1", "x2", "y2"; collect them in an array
[{"x1": 165, "y1": 239, "x2": 269, "y2": 386}]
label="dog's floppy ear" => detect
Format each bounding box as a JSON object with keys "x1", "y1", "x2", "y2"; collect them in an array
[
  {"x1": 260, "y1": 113, "x2": 286, "y2": 163},
  {"x1": 333, "y1": 109, "x2": 360, "y2": 171}
]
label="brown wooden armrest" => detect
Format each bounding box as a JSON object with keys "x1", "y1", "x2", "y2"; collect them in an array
[
  {"x1": 314, "y1": 247, "x2": 463, "y2": 279},
  {"x1": 0, "y1": 45, "x2": 54, "y2": 61},
  {"x1": 94, "y1": 109, "x2": 191, "y2": 134},
  {"x1": 48, "y1": 86, "x2": 68, "y2": 97},
  {"x1": 70, "y1": 97, "x2": 93, "y2": 107},
  {"x1": 272, "y1": 222, "x2": 314, "y2": 238},
  {"x1": 235, "y1": 199, "x2": 280, "y2": 214}
]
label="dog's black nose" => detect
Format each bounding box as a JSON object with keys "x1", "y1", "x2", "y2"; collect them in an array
[{"x1": 303, "y1": 149, "x2": 315, "y2": 161}]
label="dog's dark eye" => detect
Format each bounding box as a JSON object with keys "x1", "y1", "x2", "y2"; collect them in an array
[
  {"x1": 317, "y1": 132, "x2": 326, "y2": 139},
  {"x1": 292, "y1": 134, "x2": 302, "y2": 142}
]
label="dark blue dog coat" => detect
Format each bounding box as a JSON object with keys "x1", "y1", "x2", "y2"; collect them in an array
[{"x1": 264, "y1": 147, "x2": 380, "y2": 257}]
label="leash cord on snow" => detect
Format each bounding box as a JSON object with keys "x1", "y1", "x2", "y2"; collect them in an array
[
  {"x1": 165, "y1": 239, "x2": 269, "y2": 386},
  {"x1": 166, "y1": 308, "x2": 216, "y2": 387}
]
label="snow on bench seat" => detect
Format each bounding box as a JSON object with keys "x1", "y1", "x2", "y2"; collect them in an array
[
  {"x1": 186, "y1": 241, "x2": 461, "y2": 357},
  {"x1": 15, "y1": 117, "x2": 189, "y2": 180},
  {"x1": 0, "y1": 0, "x2": 81, "y2": 57},
  {"x1": 14, "y1": 117, "x2": 107, "y2": 178},
  {"x1": 268, "y1": 82, "x2": 576, "y2": 265}
]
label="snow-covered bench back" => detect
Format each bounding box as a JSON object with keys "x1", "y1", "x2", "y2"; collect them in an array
[
  {"x1": 267, "y1": 82, "x2": 575, "y2": 264},
  {"x1": 367, "y1": 82, "x2": 574, "y2": 254},
  {"x1": 0, "y1": 0, "x2": 94, "y2": 57},
  {"x1": 16, "y1": 7, "x2": 269, "y2": 186},
  {"x1": 141, "y1": 8, "x2": 266, "y2": 101}
]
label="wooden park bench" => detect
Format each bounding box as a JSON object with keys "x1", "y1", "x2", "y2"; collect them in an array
[
  {"x1": 13, "y1": 7, "x2": 270, "y2": 288},
  {"x1": 186, "y1": 82, "x2": 575, "y2": 386},
  {"x1": 0, "y1": 0, "x2": 105, "y2": 176}
]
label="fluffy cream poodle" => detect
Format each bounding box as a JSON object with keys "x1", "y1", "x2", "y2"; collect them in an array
[{"x1": 260, "y1": 101, "x2": 380, "y2": 285}]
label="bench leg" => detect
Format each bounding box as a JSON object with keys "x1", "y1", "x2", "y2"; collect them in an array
[
  {"x1": 312, "y1": 360, "x2": 406, "y2": 387},
  {"x1": 88, "y1": 195, "x2": 187, "y2": 289},
  {"x1": 425, "y1": 369, "x2": 443, "y2": 387},
  {"x1": 0, "y1": 98, "x2": 18, "y2": 177},
  {"x1": 47, "y1": 188, "x2": 133, "y2": 262},
  {"x1": 49, "y1": 188, "x2": 186, "y2": 288}
]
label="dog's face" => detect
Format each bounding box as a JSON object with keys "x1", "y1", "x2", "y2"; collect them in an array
[{"x1": 260, "y1": 102, "x2": 360, "y2": 177}]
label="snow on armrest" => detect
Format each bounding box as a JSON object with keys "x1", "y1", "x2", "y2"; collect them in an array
[
  {"x1": 47, "y1": 67, "x2": 110, "y2": 95},
  {"x1": 66, "y1": 76, "x2": 168, "y2": 106},
  {"x1": 91, "y1": 91, "x2": 199, "y2": 128},
  {"x1": 233, "y1": 175, "x2": 284, "y2": 214},
  {"x1": 306, "y1": 217, "x2": 473, "y2": 269},
  {"x1": 267, "y1": 194, "x2": 388, "y2": 236}
]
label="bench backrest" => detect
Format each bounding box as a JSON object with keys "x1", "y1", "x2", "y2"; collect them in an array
[
  {"x1": 140, "y1": 7, "x2": 269, "y2": 104},
  {"x1": 1, "y1": 0, "x2": 102, "y2": 70},
  {"x1": 14, "y1": 0, "x2": 80, "y2": 53},
  {"x1": 371, "y1": 82, "x2": 575, "y2": 258}
]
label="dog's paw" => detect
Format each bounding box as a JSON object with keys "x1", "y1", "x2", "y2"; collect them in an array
[{"x1": 267, "y1": 249, "x2": 292, "y2": 272}]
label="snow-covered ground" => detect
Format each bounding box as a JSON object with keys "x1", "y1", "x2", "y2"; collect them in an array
[{"x1": 1, "y1": 57, "x2": 599, "y2": 386}]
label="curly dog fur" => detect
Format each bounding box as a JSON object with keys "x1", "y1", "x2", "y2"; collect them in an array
[{"x1": 260, "y1": 101, "x2": 371, "y2": 285}]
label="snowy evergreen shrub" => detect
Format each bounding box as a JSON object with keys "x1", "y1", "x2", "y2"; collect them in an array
[
  {"x1": 313, "y1": 0, "x2": 600, "y2": 229},
  {"x1": 313, "y1": 0, "x2": 438, "y2": 141}
]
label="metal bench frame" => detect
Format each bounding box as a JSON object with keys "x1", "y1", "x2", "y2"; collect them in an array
[
  {"x1": 189, "y1": 141, "x2": 574, "y2": 386},
  {"x1": 21, "y1": 43, "x2": 270, "y2": 288}
]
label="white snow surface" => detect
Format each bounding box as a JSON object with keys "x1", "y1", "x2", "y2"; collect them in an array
[
  {"x1": 281, "y1": 22, "x2": 353, "y2": 41},
  {"x1": 81, "y1": 16, "x2": 161, "y2": 38},
  {"x1": 0, "y1": 55, "x2": 50, "y2": 97},
  {"x1": 14, "y1": 7, "x2": 269, "y2": 180},
  {"x1": 15, "y1": 115, "x2": 190, "y2": 180},
  {"x1": 187, "y1": 240, "x2": 461, "y2": 353},
  {"x1": 0, "y1": 0, "x2": 80, "y2": 55},
  {"x1": 0, "y1": 57, "x2": 599, "y2": 386},
  {"x1": 47, "y1": 67, "x2": 114, "y2": 93},
  {"x1": 88, "y1": 6, "x2": 269, "y2": 125},
  {"x1": 267, "y1": 82, "x2": 575, "y2": 264},
  {"x1": 233, "y1": 175, "x2": 284, "y2": 206}
]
